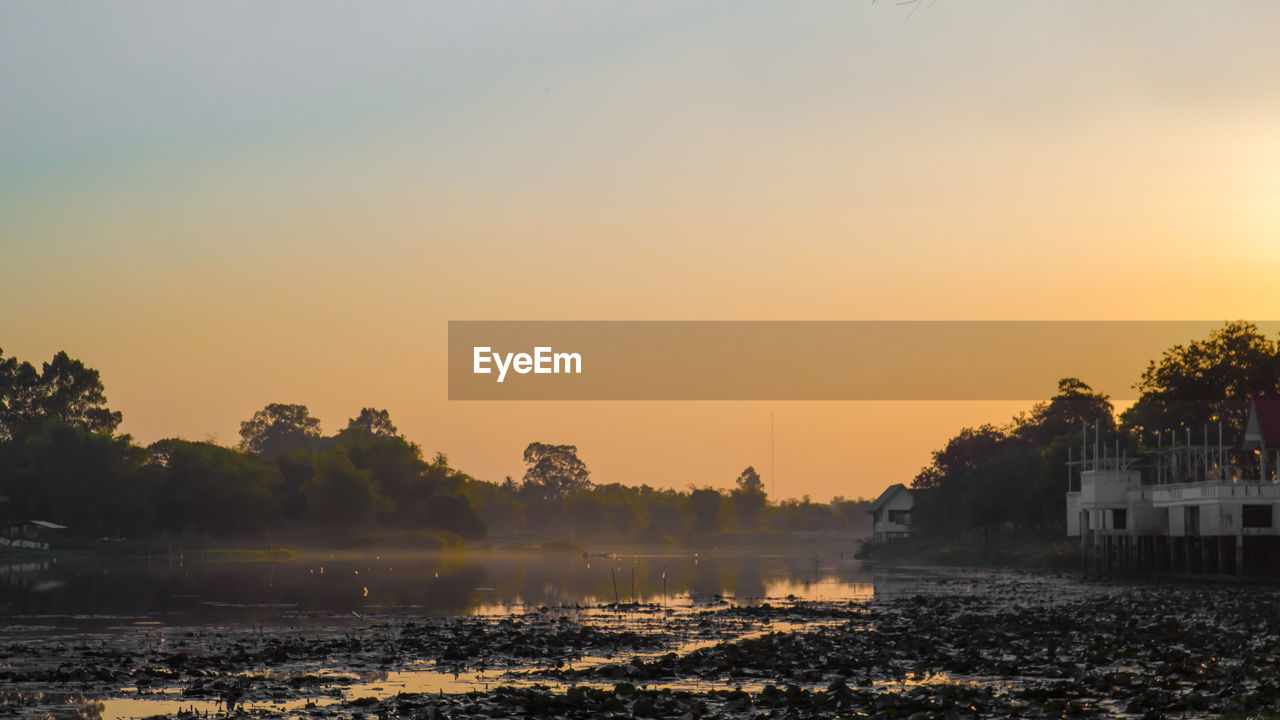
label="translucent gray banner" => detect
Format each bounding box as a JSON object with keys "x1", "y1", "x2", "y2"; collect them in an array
[{"x1": 447, "y1": 321, "x2": 1277, "y2": 400}]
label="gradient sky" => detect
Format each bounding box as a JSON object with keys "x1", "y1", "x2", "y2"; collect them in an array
[{"x1": 3, "y1": 1, "x2": 1279, "y2": 501}]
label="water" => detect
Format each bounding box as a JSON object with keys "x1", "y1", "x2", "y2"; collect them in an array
[
  {"x1": 0, "y1": 547, "x2": 877, "y2": 628},
  {"x1": 2, "y1": 547, "x2": 909, "y2": 719}
]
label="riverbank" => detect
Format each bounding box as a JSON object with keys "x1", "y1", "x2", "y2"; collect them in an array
[
  {"x1": 856, "y1": 533, "x2": 1083, "y2": 572},
  {"x1": 7, "y1": 566, "x2": 1280, "y2": 719}
]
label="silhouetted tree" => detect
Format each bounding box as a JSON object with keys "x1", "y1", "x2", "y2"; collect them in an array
[
  {"x1": 301, "y1": 449, "x2": 381, "y2": 526},
  {"x1": 688, "y1": 487, "x2": 722, "y2": 535},
  {"x1": 149, "y1": 439, "x2": 280, "y2": 536},
  {"x1": 0, "y1": 348, "x2": 121, "y2": 439},
  {"x1": 5, "y1": 420, "x2": 149, "y2": 536},
  {"x1": 345, "y1": 407, "x2": 399, "y2": 438},
  {"x1": 463, "y1": 478, "x2": 525, "y2": 536},
  {"x1": 910, "y1": 424, "x2": 1010, "y2": 536},
  {"x1": 334, "y1": 426, "x2": 424, "y2": 525},
  {"x1": 731, "y1": 466, "x2": 767, "y2": 531},
  {"x1": 239, "y1": 403, "x2": 322, "y2": 459},
  {"x1": 1121, "y1": 321, "x2": 1280, "y2": 440},
  {"x1": 966, "y1": 444, "x2": 1041, "y2": 538},
  {"x1": 1014, "y1": 378, "x2": 1114, "y2": 446},
  {"x1": 521, "y1": 442, "x2": 591, "y2": 502},
  {"x1": 413, "y1": 453, "x2": 486, "y2": 538}
]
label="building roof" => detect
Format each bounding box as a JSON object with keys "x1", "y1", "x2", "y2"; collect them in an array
[
  {"x1": 29, "y1": 520, "x2": 67, "y2": 530},
  {"x1": 1244, "y1": 396, "x2": 1280, "y2": 448},
  {"x1": 868, "y1": 483, "x2": 910, "y2": 513},
  {"x1": 0, "y1": 519, "x2": 67, "y2": 530}
]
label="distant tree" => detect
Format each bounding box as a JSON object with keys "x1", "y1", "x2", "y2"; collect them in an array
[
  {"x1": 34, "y1": 352, "x2": 123, "y2": 434},
  {"x1": 0, "y1": 348, "x2": 39, "y2": 440},
  {"x1": 422, "y1": 452, "x2": 468, "y2": 496},
  {"x1": 521, "y1": 442, "x2": 592, "y2": 502},
  {"x1": 0, "y1": 348, "x2": 121, "y2": 439},
  {"x1": 831, "y1": 497, "x2": 873, "y2": 534},
  {"x1": 344, "y1": 407, "x2": 399, "y2": 438},
  {"x1": 1120, "y1": 321, "x2": 1280, "y2": 440},
  {"x1": 301, "y1": 449, "x2": 381, "y2": 526},
  {"x1": 421, "y1": 493, "x2": 487, "y2": 539},
  {"x1": 910, "y1": 424, "x2": 1009, "y2": 492},
  {"x1": 966, "y1": 444, "x2": 1041, "y2": 538},
  {"x1": 462, "y1": 478, "x2": 525, "y2": 536},
  {"x1": 4, "y1": 420, "x2": 149, "y2": 536},
  {"x1": 735, "y1": 466, "x2": 764, "y2": 494},
  {"x1": 688, "y1": 487, "x2": 722, "y2": 535},
  {"x1": 1014, "y1": 378, "x2": 1115, "y2": 446},
  {"x1": 334, "y1": 426, "x2": 424, "y2": 524},
  {"x1": 563, "y1": 483, "x2": 644, "y2": 538},
  {"x1": 731, "y1": 466, "x2": 767, "y2": 531},
  {"x1": 417, "y1": 453, "x2": 487, "y2": 538},
  {"x1": 909, "y1": 424, "x2": 1011, "y2": 536},
  {"x1": 238, "y1": 403, "x2": 322, "y2": 459},
  {"x1": 275, "y1": 450, "x2": 315, "y2": 520},
  {"x1": 149, "y1": 439, "x2": 280, "y2": 536}
]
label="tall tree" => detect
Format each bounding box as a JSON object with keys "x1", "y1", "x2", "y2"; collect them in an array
[
  {"x1": 687, "y1": 487, "x2": 723, "y2": 535},
  {"x1": 238, "y1": 403, "x2": 322, "y2": 459},
  {"x1": 731, "y1": 466, "x2": 767, "y2": 531},
  {"x1": 909, "y1": 424, "x2": 1011, "y2": 536},
  {"x1": 301, "y1": 449, "x2": 381, "y2": 526},
  {"x1": 149, "y1": 439, "x2": 281, "y2": 536},
  {"x1": 0, "y1": 348, "x2": 121, "y2": 439},
  {"x1": 1120, "y1": 321, "x2": 1280, "y2": 440},
  {"x1": 910, "y1": 424, "x2": 1010, "y2": 492},
  {"x1": 1014, "y1": 377, "x2": 1115, "y2": 446},
  {"x1": 344, "y1": 407, "x2": 399, "y2": 438},
  {"x1": 334, "y1": 428, "x2": 425, "y2": 525},
  {"x1": 6, "y1": 421, "x2": 149, "y2": 536},
  {"x1": 521, "y1": 442, "x2": 592, "y2": 501}
]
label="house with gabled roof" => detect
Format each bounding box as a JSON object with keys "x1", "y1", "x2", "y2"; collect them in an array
[{"x1": 868, "y1": 483, "x2": 914, "y2": 543}]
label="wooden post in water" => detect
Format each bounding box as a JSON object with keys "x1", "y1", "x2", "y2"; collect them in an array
[{"x1": 611, "y1": 567, "x2": 619, "y2": 604}]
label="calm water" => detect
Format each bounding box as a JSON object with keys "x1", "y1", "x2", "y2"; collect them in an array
[
  {"x1": 1, "y1": 546, "x2": 883, "y2": 628},
  {"x1": 1, "y1": 547, "x2": 962, "y2": 720}
]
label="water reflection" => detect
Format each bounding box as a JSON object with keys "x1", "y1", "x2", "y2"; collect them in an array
[{"x1": 0, "y1": 548, "x2": 879, "y2": 627}]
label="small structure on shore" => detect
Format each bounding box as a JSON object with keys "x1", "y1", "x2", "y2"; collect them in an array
[
  {"x1": 868, "y1": 483, "x2": 914, "y2": 543},
  {"x1": 1068, "y1": 396, "x2": 1280, "y2": 577},
  {"x1": 0, "y1": 520, "x2": 67, "y2": 550}
]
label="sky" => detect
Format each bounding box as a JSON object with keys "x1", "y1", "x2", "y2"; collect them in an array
[{"x1": 3, "y1": 1, "x2": 1279, "y2": 501}]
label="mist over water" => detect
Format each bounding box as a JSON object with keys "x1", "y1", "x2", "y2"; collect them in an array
[{"x1": 1, "y1": 548, "x2": 878, "y2": 628}]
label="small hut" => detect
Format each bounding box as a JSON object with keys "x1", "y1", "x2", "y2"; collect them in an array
[
  {"x1": 868, "y1": 484, "x2": 914, "y2": 543},
  {"x1": 0, "y1": 520, "x2": 67, "y2": 550}
]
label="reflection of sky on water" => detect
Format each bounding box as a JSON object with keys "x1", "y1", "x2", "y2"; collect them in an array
[
  {"x1": 0, "y1": 548, "x2": 884, "y2": 627},
  {"x1": 3, "y1": 551, "x2": 954, "y2": 720}
]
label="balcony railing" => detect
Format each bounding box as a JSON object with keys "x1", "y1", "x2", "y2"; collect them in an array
[{"x1": 1152, "y1": 482, "x2": 1280, "y2": 505}]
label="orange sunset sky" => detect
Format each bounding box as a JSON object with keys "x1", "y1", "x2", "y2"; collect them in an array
[{"x1": 3, "y1": 2, "x2": 1279, "y2": 501}]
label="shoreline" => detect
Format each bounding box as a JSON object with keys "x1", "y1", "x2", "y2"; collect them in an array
[{"x1": 6, "y1": 564, "x2": 1280, "y2": 719}]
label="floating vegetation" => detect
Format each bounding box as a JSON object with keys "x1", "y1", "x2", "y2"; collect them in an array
[{"x1": 7, "y1": 569, "x2": 1280, "y2": 718}]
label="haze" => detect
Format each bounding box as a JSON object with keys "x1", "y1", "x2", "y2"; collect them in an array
[{"x1": 3, "y1": 1, "x2": 1279, "y2": 500}]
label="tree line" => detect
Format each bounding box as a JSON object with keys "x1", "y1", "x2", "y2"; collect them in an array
[
  {"x1": 908, "y1": 321, "x2": 1280, "y2": 541},
  {"x1": 0, "y1": 350, "x2": 869, "y2": 543}
]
